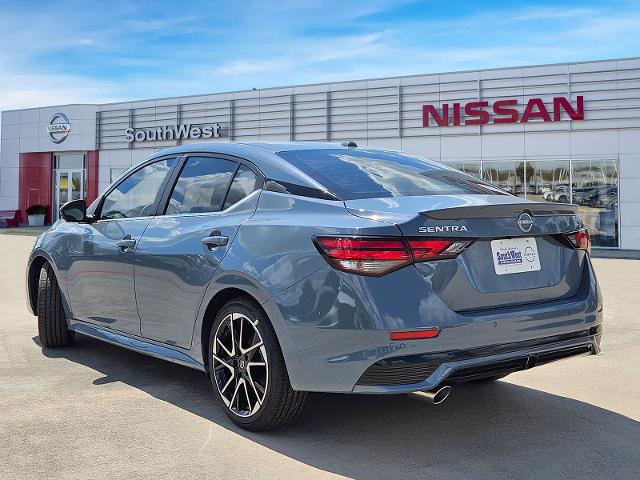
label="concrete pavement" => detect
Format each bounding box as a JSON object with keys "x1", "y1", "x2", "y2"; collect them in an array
[{"x1": 1, "y1": 235, "x2": 638, "y2": 479}]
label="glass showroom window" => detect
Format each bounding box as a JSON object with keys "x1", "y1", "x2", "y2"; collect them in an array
[
  {"x1": 446, "y1": 162, "x2": 481, "y2": 178},
  {"x1": 482, "y1": 161, "x2": 525, "y2": 196},
  {"x1": 55, "y1": 153, "x2": 85, "y2": 170},
  {"x1": 443, "y1": 158, "x2": 619, "y2": 248},
  {"x1": 571, "y1": 159, "x2": 619, "y2": 247},
  {"x1": 526, "y1": 160, "x2": 571, "y2": 203}
]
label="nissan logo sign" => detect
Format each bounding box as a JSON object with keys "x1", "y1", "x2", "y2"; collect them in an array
[
  {"x1": 517, "y1": 212, "x2": 534, "y2": 233},
  {"x1": 47, "y1": 113, "x2": 71, "y2": 144}
]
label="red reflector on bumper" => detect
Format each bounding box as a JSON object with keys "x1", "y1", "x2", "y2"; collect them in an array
[{"x1": 389, "y1": 328, "x2": 440, "y2": 341}]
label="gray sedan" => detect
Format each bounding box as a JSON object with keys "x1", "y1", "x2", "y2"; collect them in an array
[{"x1": 26, "y1": 142, "x2": 603, "y2": 431}]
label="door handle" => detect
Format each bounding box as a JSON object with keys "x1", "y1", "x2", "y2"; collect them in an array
[
  {"x1": 116, "y1": 235, "x2": 136, "y2": 252},
  {"x1": 201, "y1": 234, "x2": 228, "y2": 249}
]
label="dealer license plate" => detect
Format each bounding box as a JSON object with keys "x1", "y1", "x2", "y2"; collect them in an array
[{"x1": 490, "y1": 237, "x2": 541, "y2": 275}]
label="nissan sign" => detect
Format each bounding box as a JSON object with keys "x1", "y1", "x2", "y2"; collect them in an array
[
  {"x1": 423, "y1": 96, "x2": 584, "y2": 127},
  {"x1": 47, "y1": 113, "x2": 71, "y2": 143},
  {"x1": 125, "y1": 123, "x2": 223, "y2": 143}
]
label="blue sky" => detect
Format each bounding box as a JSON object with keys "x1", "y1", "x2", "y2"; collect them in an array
[{"x1": 0, "y1": 0, "x2": 639, "y2": 110}]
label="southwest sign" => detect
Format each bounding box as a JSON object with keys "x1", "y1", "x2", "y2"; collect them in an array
[
  {"x1": 422, "y1": 96, "x2": 584, "y2": 127},
  {"x1": 125, "y1": 123, "x2": 222, "y2": 142}
]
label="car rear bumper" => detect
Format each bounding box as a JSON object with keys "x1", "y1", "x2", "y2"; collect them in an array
[
  {"x1": 266, "y1": 254, "x2": 602, "y2": 393},
  {"x1": 352, "y1": 325, "x2": 601, "y2": 394}
]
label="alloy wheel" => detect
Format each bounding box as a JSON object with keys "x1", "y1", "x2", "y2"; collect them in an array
[{"x1": 212, "y1": 312, "x2": 269, "y2": 417}]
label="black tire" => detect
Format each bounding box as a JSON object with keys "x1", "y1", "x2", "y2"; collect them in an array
[
  {"x1": 37, "y1": 263, "x2": 75, "y2": 348},
  {"x1": 208, "y1": 297, "x2": 307, "y2": 431}
]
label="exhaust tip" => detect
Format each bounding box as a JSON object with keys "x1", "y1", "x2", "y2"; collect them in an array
[
  {"x1": 431, "y1": 385, "x2": 451, "y2": 405},
  {"x1": 411, "y1": 385, "x2": 452, "y2": 405}
]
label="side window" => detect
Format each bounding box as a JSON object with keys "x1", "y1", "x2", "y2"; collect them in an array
[
  {"x1": 166, "y1": 156, "x2": 236, "y2": 215},
  {"x1": 223, "y1": 165, "x2": 259, "y2": 209},
  {"x1": 101, "y1": 158, "x2": 175, "y2": 220}
]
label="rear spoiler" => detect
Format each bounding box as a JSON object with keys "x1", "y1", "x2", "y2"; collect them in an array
[{"x1": 420, "y1": 204, "x2": 578, "y2": 220}]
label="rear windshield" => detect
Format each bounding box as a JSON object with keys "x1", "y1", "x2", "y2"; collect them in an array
[{"x1": 277, "y1": 149, "x2": 506, "y2": 200}]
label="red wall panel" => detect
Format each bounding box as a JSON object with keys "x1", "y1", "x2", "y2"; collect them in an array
[
  {"x1": 18, "y1": 150, "x2": 98, "y2": 225},
  {"x1": 86, "y1": 150, "x2": 99, "y2": 205},
  {"x1": 19, "y1": 152, "x2": 53, "y2": 224}
]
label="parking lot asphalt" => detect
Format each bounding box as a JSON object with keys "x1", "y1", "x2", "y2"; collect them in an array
[{"x1": 1, "y1": 235, "x2": 639, "y2": 480}]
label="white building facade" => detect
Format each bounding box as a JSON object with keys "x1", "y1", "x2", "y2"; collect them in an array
[{"x1": 2, "y1": 57, "x2": 639, "y2": 249}]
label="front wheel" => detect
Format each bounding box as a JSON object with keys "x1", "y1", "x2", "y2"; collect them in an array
[
  {"x1": 209, "y1": 297, "x2": 307, "y2": 431},
  {"x1": 37, "y1": 263, "x2": 75, "y2": 348}
]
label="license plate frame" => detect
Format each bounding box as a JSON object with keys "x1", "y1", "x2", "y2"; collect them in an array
[{"x1": 490, "y1": 237, "x2": 541, "y2": 275}]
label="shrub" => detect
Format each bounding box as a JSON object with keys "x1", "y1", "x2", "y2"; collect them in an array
[{"x1": 26, "y1": 205, "x2": 46, "y2": 216}]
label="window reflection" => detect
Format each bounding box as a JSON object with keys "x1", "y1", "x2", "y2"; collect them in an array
[
  {"x1": 572, "y1": 159, "x2": 619, "y2": 247},
  {"x1": 442, "y1": 158, "x2": 619, "y2": 248},
  {"x1": 482, "y1": 162, "x2": 524, "y2": 195},
  {"x1": 166, "y1": 157, "x2": 237, "y2": 215},
  {"x1": 446, "y1": 162, "x2": 481, "y2": 178},
  {"x1": 526, "y1": 161, "x2": 571, "y2": 204},
  {"x1": 101, "y1": 159, "x2": 175, "y2": 219}
]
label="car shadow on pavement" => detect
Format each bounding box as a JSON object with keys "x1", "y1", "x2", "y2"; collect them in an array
[{"x1": 36, "y1": 335, "x2": 640, "y2": 480}]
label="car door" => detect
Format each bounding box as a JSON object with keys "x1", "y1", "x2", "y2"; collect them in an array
[
  {"x1": 134, "y1": 155, "x2": 262, "y2": 347},
  {"x1": 65, "y1": 157, "x2": 177, "y2": 335}
]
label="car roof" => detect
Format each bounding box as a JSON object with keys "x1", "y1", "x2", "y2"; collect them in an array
[
  {"x1": 150, "y1": 141, "x2": 352, "y2": 156},
  {"x1": 147, "y1": 141, "x2": 356, "y2": 195},
  {"x1": 244, "y1": 141, "x2": 355, "y2": 152}
]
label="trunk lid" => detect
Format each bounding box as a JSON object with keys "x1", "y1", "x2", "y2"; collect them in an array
[
  {"x1": 345, "y1": 195, "x2": 581, "y2": 238},
  {"x1": 345, "y1": 195, "x2": 585, "y2": 311}
]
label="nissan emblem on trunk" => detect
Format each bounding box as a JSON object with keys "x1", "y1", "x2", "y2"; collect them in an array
[
  {"x1": 517, "y1": 212, "x2": 534, "y2": 233},
  {"x1": 47, "y1": 113, "x2": 71, "y2": 144}
]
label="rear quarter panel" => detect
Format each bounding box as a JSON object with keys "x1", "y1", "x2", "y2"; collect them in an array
[{"x1": 189, "y1": 190, "x2": 401, "y2": 366}]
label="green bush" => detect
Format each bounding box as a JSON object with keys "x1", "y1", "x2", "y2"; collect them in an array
[{"x1": 26, "y1": 205, "x2": 46, "y2": 216}]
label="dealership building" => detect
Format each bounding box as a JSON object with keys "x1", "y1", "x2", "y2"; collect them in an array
[{"x1": 1, "y1": 57, "x2": 639, "y2": 250}]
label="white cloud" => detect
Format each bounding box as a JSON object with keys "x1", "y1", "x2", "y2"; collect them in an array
[
  {"x1": 0, "y1": 0, "x2": 638, "y2": 116},
  {"x1": 215, "y1": 58, "x2": 294, "y2": 75},
  {"x1": 0, "y1": 72, "x2": 121, "y2": 111},
  {"x1": 212, "y1": 32, "x2": 391, "y2": 78}
]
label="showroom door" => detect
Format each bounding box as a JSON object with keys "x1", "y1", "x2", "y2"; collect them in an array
[{"x1": 54, "y1": 169, "x2": 84, "y2": 219}]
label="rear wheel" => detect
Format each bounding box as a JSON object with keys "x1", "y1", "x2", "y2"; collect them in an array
[
  {"x1": 37, "y1": 263, "x2": 75, "y2": 348},
  {"x1": 209, "y1": 297, "x2": 307, "y2": 431}
]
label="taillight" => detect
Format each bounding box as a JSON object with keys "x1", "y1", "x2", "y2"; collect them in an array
[
  {"x1": 313, "y1": 237, "x2": 411, "y2": 276},
  {"x1": 408, "y1": 239, "x2": 474, "y2": 261},
  {"x1": 567, "y1": 229, "x2": 591, "y2": 255},
  {"x1": 313, "y1": 236, "x2": 474, "y2": 276},
  {"x1": 389, "y1": 328, "x2": 440, "y2": 340}
]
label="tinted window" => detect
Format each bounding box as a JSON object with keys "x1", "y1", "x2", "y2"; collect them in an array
[
  {"x1": 223, "y1": 165, "x2": 259, "y2": 209},
  {"x1": 277, "y1": 149, "x2": 506, "y2": 200},
  {"x1": 101, "y1": 158, "x2": 175, "y2": 220},
  {"x1": 166, "y1": 157, "x2": 236, "y2": 215}
]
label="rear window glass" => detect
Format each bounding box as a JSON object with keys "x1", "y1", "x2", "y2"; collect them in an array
[
  {"x1": 166, "y1": 157, "x2": 236, "y2": 215},
  {"x1": 223, "y1": 165, "x2": 259, "y2": 209},
  {"x1": 276, "y1": 149, "x2": 506, "y2": 200}
]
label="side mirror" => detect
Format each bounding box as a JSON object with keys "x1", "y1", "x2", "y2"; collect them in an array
[{"x1": 60, "y1": 199, "x2": 87, "y2": 223}]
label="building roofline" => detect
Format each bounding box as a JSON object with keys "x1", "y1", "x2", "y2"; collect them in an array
[{"x1": 3, "y1": 56, "x2": 640, "y2": 113}]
